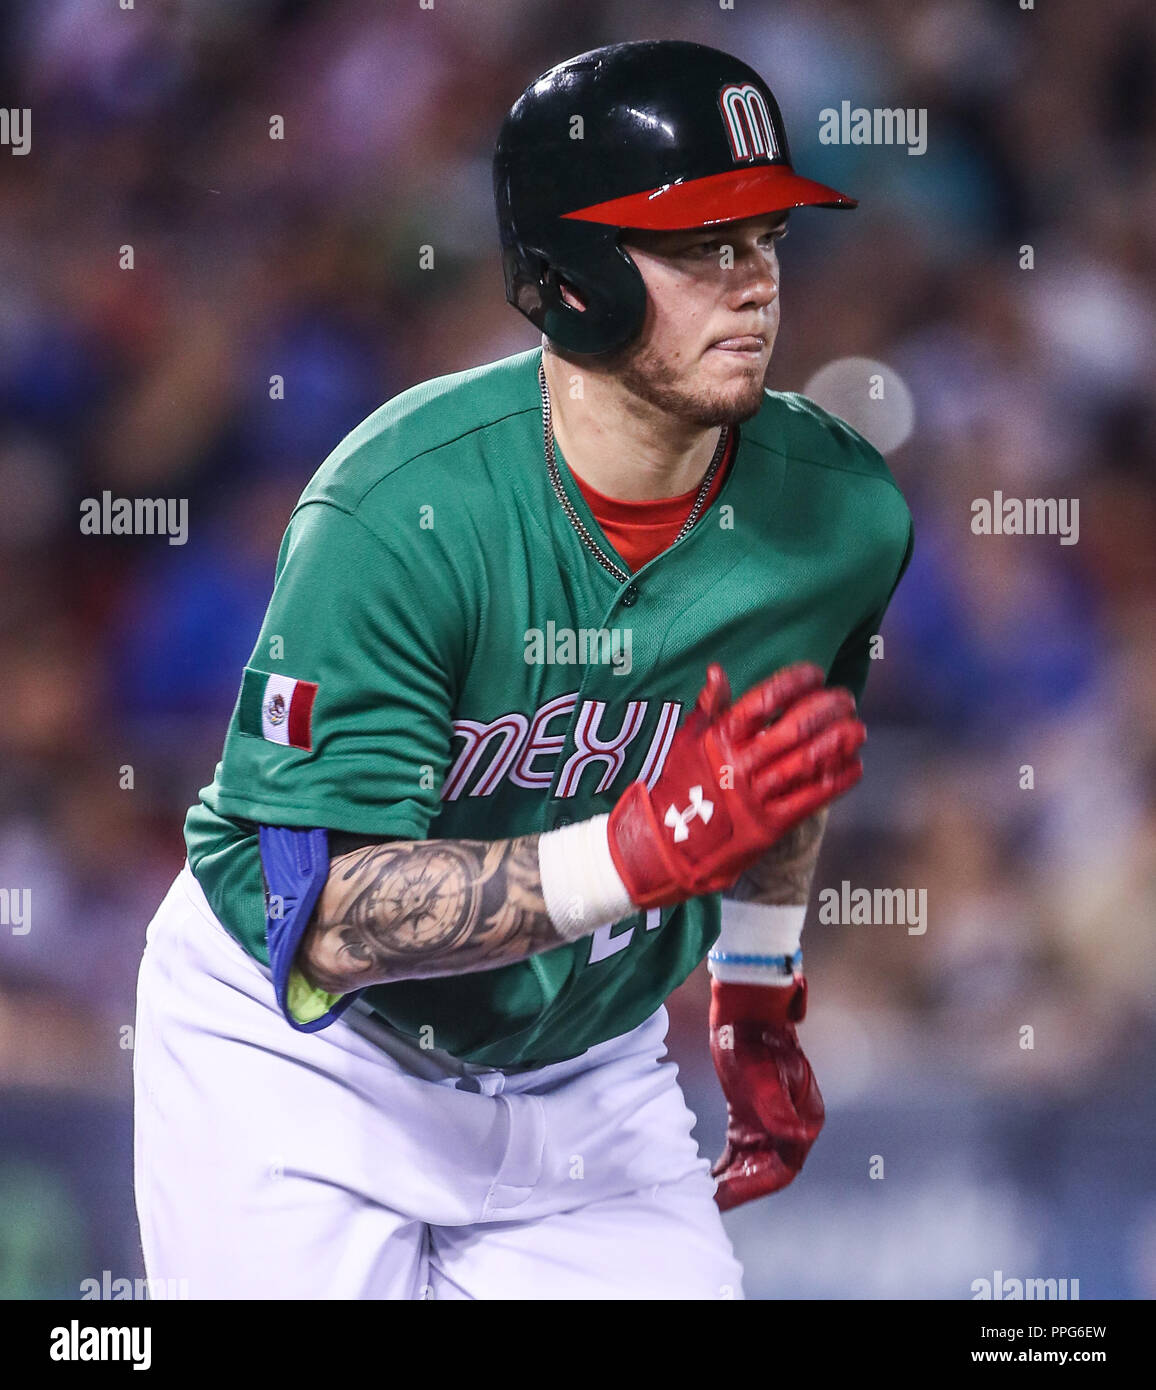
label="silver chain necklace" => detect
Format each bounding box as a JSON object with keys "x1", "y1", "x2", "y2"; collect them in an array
[{"x1": 538, "y1": 362, "x2": 728, "y2": 586}]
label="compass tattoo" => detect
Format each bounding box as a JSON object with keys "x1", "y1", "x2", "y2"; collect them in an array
[{"x1": 296, "y1": 835, "x2": 564, "y2": 993}]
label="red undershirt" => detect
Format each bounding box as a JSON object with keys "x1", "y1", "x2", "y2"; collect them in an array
[{"x1": 568, "y1": 430, "x2": 736, "y2": 574}]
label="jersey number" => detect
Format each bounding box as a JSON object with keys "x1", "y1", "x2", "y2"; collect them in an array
[{"x1": 587, "y1": 908, "x2": 662, "y2": 965}]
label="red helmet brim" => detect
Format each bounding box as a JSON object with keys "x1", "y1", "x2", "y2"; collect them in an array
[{"x1": 561, "y1": 165, "x2": 856, "y2": 230}]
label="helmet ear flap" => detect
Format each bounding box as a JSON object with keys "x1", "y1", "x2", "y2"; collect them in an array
[{"x1": 527, "y1": 228, "x2": 648, "y2": 357}]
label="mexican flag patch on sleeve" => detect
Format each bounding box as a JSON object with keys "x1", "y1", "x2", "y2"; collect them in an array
[{"x1": 238, "y1": 667, "x2": 318, "y2": 751}]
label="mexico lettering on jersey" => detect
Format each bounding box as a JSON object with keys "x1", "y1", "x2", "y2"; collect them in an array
[
  {"x1": 185, "y1": 347, "x2": 913, "y2": 1069},
  {"x1": 443, "y1": 693, "x2": 680, "y2": 802}
]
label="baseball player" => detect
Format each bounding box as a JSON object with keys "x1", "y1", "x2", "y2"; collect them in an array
[{"x1": 133, "y1": 40, "x2": 913, "y2": 1300}]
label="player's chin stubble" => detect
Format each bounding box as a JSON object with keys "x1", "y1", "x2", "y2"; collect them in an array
[{"x1": 613, "y1": 341, "x2": 769, "y2": 428}]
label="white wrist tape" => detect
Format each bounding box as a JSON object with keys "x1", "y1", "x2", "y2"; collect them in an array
[
  {"x1": 707, "y1": 901, "x2": 806, "y2": 986},
  {"x1": 538, "y1": 815, "x2": 636, "y2": 942}
]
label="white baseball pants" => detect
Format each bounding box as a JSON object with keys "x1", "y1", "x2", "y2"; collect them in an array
[{"x1": 132, "y1": 864, "x2": 744, "y2": 1300}]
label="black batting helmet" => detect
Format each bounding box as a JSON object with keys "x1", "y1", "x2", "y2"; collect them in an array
[{"x1": 493, "y1": 40, "x2": 856, "y2": 357}]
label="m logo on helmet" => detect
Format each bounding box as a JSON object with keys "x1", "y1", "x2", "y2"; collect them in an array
[{"x1": 719, "y1": 83, "x2": 780, "y2": 163}]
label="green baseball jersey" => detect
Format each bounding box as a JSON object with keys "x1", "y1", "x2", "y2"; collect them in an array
[{"x1": 185, "y1": 346, "x2": 913, "y2": 1068}]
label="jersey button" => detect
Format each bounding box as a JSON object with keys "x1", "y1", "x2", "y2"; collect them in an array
[{"x1": 621, "y1": 584, "x2": 639, "y2": 607}]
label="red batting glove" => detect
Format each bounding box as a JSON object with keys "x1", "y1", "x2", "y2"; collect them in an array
[
  {"x1": 710, "y1": 976, "x2": 825, "y2": 1211},
  {"x1": 607, "y1": 662, "x2": 865, "y2": 910}
]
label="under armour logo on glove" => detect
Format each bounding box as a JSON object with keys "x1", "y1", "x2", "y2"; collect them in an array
[{"x1": 664, "y1": 786, "x2": 715, "y2": 842}]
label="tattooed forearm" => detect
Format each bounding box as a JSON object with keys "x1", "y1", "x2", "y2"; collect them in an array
[
  {"x1": 296, "y1": 835, "x2": 569, "y2": 993},
  {"x1": 724, "y1": 809, "x2": 828, "y2": 906}
]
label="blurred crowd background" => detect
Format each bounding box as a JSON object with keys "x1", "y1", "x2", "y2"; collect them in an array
[{"x1": 0, "y1": 0, "x2": 1153, "y2": 1299}]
